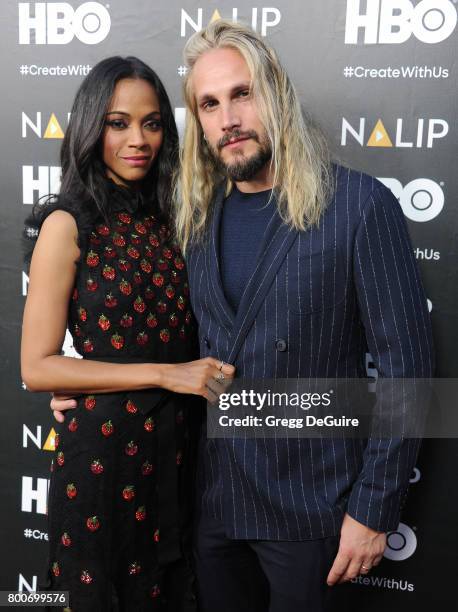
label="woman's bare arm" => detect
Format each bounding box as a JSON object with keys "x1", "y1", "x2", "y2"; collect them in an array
[
  {"x1": 21, "y1": 210, "x2": 164, "y2": 394},
  {"x1": 21, "y1": 210, "x2": 234, "y2": 397}
]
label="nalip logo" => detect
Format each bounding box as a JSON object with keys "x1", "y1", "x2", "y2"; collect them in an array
[
  {"x1": 378, "y1": 177, "x2": 444, "y2": 222},
  {"x1": 384, "y1": 522, "x2": 417, "y2": 561},
  {"x1": 22, "y1": 112, "x2": 69, "y2": 139},
  {"x1": 19, "y1": 2, "x2": 111, "y2": 45},
  {"x1": 180, "y1": 7, "x2": 281, "y2": 37},
  {"x1": 341, "y1": 117, "x2": 449, "y2": 148},
  {"x1": 345, "y1": 0, "x2": 457, "y2": 45}
]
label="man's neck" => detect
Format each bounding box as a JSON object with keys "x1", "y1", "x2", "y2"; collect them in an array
[{"x1": 234, "y1": 164, "x2": 273, "y2": 194}]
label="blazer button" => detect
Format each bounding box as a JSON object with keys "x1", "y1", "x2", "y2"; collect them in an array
[
  {"x1": 275, "y1": 339, "x2": 287, "y2": 352},
  {"x1": 204, "y1": 336, "x2": 211, "y2": 349}
]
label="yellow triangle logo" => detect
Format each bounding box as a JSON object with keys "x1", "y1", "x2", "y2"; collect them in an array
[
  {"x1": 367, "y1": 119, "x2": 393, "y2": 147},
  {"x1": 43, "y1": 113, "x2": 64, "y2": 139},
  {"x1": 42, "y1": 427, "x2": 57, "y2": 451},
  {"x1": 210, "y1": 9, "x2": 222, "y2": 23}
]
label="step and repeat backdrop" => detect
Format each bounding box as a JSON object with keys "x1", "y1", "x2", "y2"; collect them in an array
[{"x1": 0, "y1": 0, "x2": 457, "y2": 609}]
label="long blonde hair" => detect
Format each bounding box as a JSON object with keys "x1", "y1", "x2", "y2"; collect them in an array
[{"x1": 176, "y1": 19, "x2": 333, "y2": 252}]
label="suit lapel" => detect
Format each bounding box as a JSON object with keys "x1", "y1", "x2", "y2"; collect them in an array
[
  {"x1": 227, "y1": 205, "x2": 298, "y2": 364},
  {"x1": 205, "y1": 185, "x2": 236, "y2": 330}
]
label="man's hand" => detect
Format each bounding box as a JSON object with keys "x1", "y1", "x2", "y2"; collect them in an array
[
  {"x1": 327, "y1": 513, "x2": 386, "y2": 585},
  {"x1": 50, "y1": 393, "x2": 77, "y2": 423}
]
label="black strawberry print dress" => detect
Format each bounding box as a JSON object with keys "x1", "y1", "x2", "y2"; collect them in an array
[{"x1": 45, "y1": 183, "x2": 199, "y2": 611}]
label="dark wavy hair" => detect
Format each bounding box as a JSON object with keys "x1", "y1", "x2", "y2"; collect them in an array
[{"x1": 25, "y1": 56, "x2": 178, "y2": 249}]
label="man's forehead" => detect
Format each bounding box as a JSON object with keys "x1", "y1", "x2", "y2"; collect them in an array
[
  {"x1": 193, "y1": 47, "x2": 250, "y2": 81},
  {"x1": 192, "y1": 48, "x2": 251, "y2": 98}
]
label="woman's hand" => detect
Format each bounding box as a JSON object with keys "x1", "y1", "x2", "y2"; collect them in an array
[{"x1": 158, "y1": 358, "x2": 235, "y2": 401}]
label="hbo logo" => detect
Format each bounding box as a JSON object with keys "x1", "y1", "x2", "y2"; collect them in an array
[
  {"x1": 384, "y1": 522, "x2": 417, "y2": 561},
  {"x1": 345, "y1": 0, "x2": 457, "y2": 44},
  {"x1": 19, "y1": 2, "x2": 111, "y2": 45},
  {"x1": 378, "y1": 178, "x2": 444, "y2": 222}
]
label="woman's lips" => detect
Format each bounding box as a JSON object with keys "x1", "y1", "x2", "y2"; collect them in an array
[{"x1": 121, "y1": 156, "x2": 151, "y2": 167}]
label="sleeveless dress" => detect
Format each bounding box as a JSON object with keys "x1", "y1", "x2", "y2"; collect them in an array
[{"x1": 45, "y1": 185, "x2": 199, "y2": 611}]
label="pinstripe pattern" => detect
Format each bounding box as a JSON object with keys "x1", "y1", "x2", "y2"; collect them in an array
[{"x1": 187, "y1": 165, "x2": 434, "y2": 540}]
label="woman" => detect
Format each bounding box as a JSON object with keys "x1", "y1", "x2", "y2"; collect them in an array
[{"x1": 21, "y1": 56, "x2": 234, "y2": 611}]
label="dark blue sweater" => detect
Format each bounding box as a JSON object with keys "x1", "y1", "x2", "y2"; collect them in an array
[{"x1": 220, "y1": 185, "x2": 274, "y2": 312}]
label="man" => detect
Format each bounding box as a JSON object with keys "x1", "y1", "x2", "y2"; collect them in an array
[
  {"x1": 53, "y1": 20, "x2": 433, "y2": 612},
  {"x1": 176, "y1": 20, "x2": 433, "y2": 612}
]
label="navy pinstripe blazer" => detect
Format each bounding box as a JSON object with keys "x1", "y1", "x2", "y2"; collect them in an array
[{"x1": 186, "y1": 165, "x2": 434, "y2": 540}]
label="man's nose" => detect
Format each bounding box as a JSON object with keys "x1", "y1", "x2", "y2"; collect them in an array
[{"x1": 221, "y1": 103, "x2": 241, "y2": 132}]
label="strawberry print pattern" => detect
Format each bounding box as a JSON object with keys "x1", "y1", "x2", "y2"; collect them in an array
[{"x1": 68, "y1": 206, "x2": 195, "y2": 361}]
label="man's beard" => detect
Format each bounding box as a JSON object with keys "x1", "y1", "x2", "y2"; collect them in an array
[{"x1": 209, "y1": 129, "x2": 272, "y2": 182}]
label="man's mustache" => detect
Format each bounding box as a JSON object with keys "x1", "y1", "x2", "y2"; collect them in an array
[{"x1": 217, "y1": 129, "x2": 260, "y2": 151}]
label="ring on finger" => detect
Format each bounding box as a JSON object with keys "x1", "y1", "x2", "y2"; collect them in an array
[
  {"x1": 215, "y1": 372, "x2": 225, "y2": 381},
  {"x1": 361, "y1": 564, "x2": 370, "y2": 572}
]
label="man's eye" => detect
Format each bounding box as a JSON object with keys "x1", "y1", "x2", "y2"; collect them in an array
[
  {"x1": 105, "y1": 119, "x2": 126, "y2": 129},
  {"x1": 202, "y1": 100, "x2": 217, "y2": 110}
]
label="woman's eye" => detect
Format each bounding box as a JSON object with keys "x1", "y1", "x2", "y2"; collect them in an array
[
  {"x1": 145, "y1": 121, "x2": 162, "y2": 131},
  {"x1": 105, "y1": 119, "x2": 126, "y2": 129}
]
